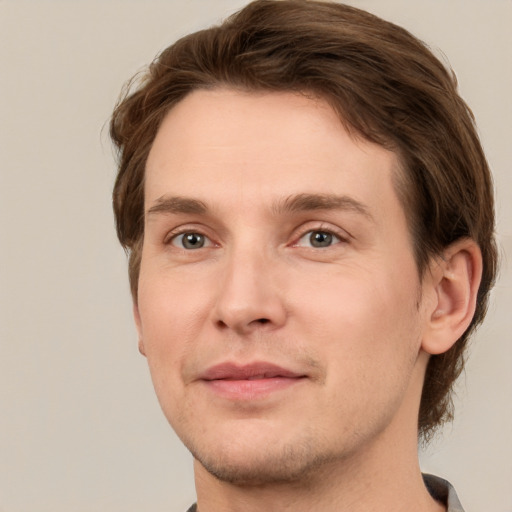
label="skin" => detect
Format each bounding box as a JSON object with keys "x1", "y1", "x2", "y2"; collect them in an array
[{"x1": 135, "y1": 89, "x2": 481, "y2": 512}]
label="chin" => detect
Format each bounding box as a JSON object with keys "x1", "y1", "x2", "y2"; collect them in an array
[{"x1": 187, "y1": 433, "x2": 338, "y2": 486}]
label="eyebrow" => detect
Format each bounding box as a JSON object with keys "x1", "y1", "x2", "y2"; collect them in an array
[
  {"x1": 146, "y1": 192, "x2": 373, "y2": 221},
  {"x1": 273, "y1": 193, "x2": 373, "y2": 220},
  {"x1": 147, "y1": 196, "x2": 208, "y2": 216}
]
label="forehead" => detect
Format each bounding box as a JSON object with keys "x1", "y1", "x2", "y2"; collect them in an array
[{"x1": 145, "y1": 88, "x2": 401, "y2": 221}]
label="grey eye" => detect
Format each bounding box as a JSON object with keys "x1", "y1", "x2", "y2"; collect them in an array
[
  {"x1": 174, "y1": 232, "x2": 206, "y2": 249},
  {"x1": 296, "y1": 230, "x2": 341, "y2": 248},
  {"x1": 309, "y1": 231, "x2": 334, "y2": 247}
]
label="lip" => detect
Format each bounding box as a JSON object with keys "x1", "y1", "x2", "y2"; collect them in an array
[
  {"x1": 199, "y1": 362, "x2": 307, "y2": 400},
  {"x1": 200, "y1": 362, "x2": 305, "y2": 381}
]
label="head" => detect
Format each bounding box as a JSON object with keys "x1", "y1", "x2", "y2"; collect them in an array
[{"x1": 110, "y1": 0, "x2": 496, "y2": 445}]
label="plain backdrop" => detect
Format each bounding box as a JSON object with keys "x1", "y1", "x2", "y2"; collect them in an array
[{"x1": 1, "y1": 1, "x2": 511, "y2": 511}]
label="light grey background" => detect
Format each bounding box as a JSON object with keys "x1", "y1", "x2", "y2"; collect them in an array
[{"x1": 1, "y1": 1, "x2": 510, "y2": 511}]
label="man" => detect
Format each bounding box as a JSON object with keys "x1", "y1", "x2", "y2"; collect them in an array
[{"x1": 109, "y1": 1, "x2": 497, "y2": 511}]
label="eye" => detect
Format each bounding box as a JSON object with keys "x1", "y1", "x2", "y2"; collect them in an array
[
  {"x1": 296, "y1": 230, "x2": 341, "y2": 248},
  {"x1": 171, "y1": 232, "x2": 211, "y2": 250}
]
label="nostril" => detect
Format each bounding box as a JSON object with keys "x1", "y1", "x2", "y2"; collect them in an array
[{"x1": 214, "y1": 316, "x2": 273, "y2": 331}]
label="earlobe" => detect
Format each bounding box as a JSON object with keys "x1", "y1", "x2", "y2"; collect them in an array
[
  {"x1": 422, "y1": 239, "x2": 483, "y2": 355},
  {"x1": 133, "y1": 301, "x2": 146, "y2": 357}
]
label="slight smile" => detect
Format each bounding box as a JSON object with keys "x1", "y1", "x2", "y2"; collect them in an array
[{"x1": 199, "y1": 362, "x2": 308, "y2": 400}]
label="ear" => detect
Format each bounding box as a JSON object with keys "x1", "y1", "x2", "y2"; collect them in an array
[
  {"x1": 133, "y1": 301, "x2": 146, "y2": 357},
  {"x1": 421, "y1": 238, "x2": 483, "y2": 355}
]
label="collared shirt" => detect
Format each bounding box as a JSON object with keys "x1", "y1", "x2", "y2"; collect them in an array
[
  {"x1": 423, "y1": 473, "x2": 465, "y2": 512},
  {"x1": 186, "y1": 473, "x2": 465, "y2": 512}
]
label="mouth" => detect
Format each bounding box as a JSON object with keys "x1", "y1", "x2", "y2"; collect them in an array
[{"x1": 199, "y1": 362, "x2": 307, "y2": 400}]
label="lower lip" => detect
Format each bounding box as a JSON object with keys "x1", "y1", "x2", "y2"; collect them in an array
[{"x1": 203, "y1": 377, "x2": 304, "y2": 400}]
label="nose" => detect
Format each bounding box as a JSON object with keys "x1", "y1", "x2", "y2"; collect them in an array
[{"x1": 213, "y1": 245, "x2": 287, "y2": 335}]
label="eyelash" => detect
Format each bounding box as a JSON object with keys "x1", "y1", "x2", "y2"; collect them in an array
[
  {"x1": 164, "y1": 224, "x2": 349, "y2": 250},
  {"x1": 165, "y1": 228, "x2": 214, "y2": 250},
  {"x1": 293, "y1": 226, "x2": 348, "y2": 249}
]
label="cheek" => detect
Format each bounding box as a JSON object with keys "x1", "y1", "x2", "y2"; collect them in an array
[
  {"x1": 299, "y1": 273, "x2": 422, "y2": 427},
  {"x1": 136, "y1": 277, "x2": 194, "y2": 421},
  {"x1": 138, "y1": 261, "x2": 213, "y2": 333},
  {"x1": 295, "y1": 262, "x2": 422, "y2": 372},
  {"x1": 136, "y1": 271, "x2": 209, "y2": 380}
]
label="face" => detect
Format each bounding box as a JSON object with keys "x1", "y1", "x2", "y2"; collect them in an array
[{"x1": 136, "y1": 89, "x2": 433, "y2": 485}]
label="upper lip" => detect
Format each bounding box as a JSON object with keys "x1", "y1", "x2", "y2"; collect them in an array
[{"x1": 200, "y1": 362, "x2": 306, "y2": 381}]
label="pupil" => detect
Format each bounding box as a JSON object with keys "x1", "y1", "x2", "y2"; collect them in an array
[
  {"x1": 311, "y1": 231, "x2": 332, "y2": 247},
  {"x1": 183, "y1": 233, "x2": 204, "y2": 249}
]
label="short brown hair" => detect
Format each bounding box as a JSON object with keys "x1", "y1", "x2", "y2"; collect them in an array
[{"x1": 110, "y1": 0, "x2": 497, "y2": 440}]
